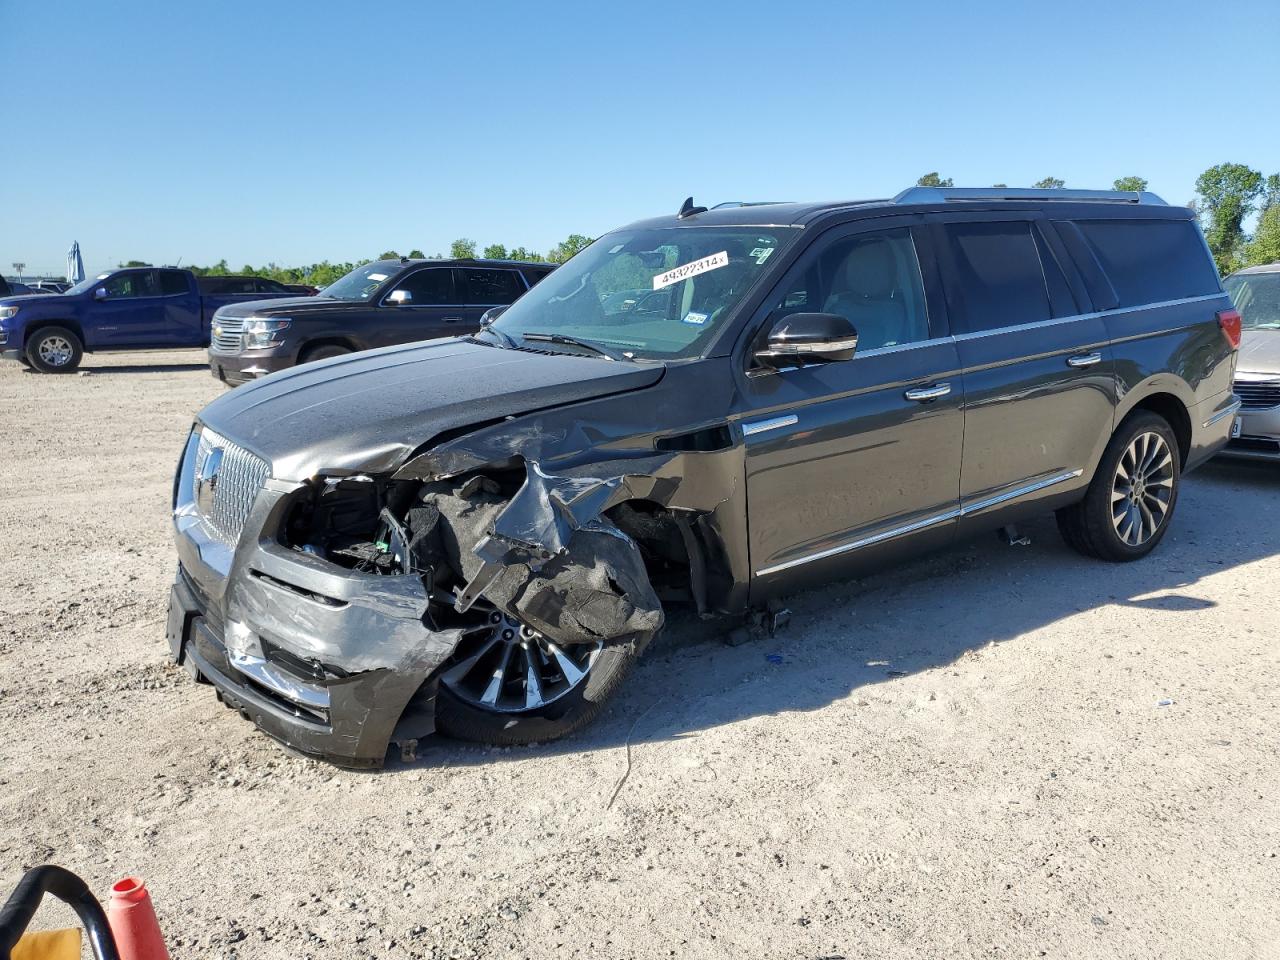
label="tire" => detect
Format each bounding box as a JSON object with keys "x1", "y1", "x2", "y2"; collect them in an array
[
  {"x1": 435, "y1": 604, "x2": 648, "y2": 745},
  {"x1": 1057, "y1": 410, "x2": 1181, "y2": 562},
  {"x1": 298, "y1": 343, "x2": 351, "y2": 365},
  {"x1": 26, "y1": 326, "x2": 83, "y2": 373}
]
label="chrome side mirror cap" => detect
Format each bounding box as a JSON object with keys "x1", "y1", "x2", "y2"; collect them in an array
[
  {"x1": 386, "y1": 289, "x2": 412, "y2": 305},
  {"x1": 755, "y1": 312, "x2": 859, "y2": 366},
  {"x1": 93, "y1": 286, "x2": 108, "y2": 301}
]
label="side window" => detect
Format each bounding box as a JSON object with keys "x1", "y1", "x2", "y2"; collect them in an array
[
  {"x1": 462, "y1": 269, "x2": 524, "y2": 305},
  {"x1": 766, "y1": 228, "x2": 930, "y2": 351},
  {"x1": 1070, "y1": 219, "x2": 1221, "y2": 308},
  {"x1": 255, "y1": 278, "x2": 287, "y2": 293},
  {"x1": 104, "y1": 271, "x2": 158, "y2": 298},
  {"x1": 395, "y1": 268, "x2": 456, "y2": 305},
  {"x1": 942, "y1": 221, "x2": 1062, "y2": 332},
  {"x1": 158, "y1": 270, "x2": 189, "y2": 295},
  {"x1": 521, "y1": 269, "x2": 548, "y2": 288}
]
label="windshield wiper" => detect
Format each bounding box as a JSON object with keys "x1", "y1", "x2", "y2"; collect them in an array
[
  {"x1": 474, "y1": 324, "x2": 520, "y2": 349},
  {"x1": 521, "y1": 332, "x2": 622, "y2": 361}
]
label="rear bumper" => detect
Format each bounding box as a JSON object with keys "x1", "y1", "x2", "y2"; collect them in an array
[
  {"x1": 1186, "y1": 393, "x2": 1242, "y2": 471},
  {"x1": 208, "y1": 349, "x2": 294, "y2": 386}
]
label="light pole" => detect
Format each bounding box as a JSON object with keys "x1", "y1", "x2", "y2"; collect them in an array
[{"x1": 11, "y1": 262, "x2": 25, "y2": 282}]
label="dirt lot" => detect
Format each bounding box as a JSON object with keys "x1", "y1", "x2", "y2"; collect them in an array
[{"x1": 0, "y1": 349, "x2": 1277, "y2": 960}]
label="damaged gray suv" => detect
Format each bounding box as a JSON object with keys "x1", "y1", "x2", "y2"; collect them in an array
[{"x1": 168, "y1": 187, "x2": 1241, "y2": 767}]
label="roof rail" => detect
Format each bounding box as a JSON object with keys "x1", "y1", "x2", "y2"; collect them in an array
[
  {"x1": 894, "y1": 187, "x2": 1167, "y2": 206},
  {"x1": 710, "y1": 200, "x2": 787, "y2": 209}
]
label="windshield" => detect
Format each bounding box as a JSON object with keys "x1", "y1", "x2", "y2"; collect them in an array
[
  {"x1": 491, "y1": 226, "x2": 800, "y2": 359},
  {"x1": 1225, "y1": 273, "x2": 1280, "y2": 330},
  {"x1": 320, "y1": 262, "x2": 396, "y2": 301},
  {"x1": 65, "y1": 273, "x2": 111, "y2": 296}
]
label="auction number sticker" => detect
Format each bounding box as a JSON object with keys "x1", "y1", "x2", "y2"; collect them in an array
[{"x1": 653, "y1": 251, "x2": 729, "y2": 290}]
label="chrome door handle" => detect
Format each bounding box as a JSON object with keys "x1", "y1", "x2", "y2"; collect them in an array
[
  {"x1": 904, "y1": 382, "x2": 951, "y2": 402},
  {"x1": 1067, "y1": 352, "x2": 1103, "y2": 368}
]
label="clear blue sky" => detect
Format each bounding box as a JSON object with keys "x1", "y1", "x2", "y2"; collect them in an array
[{"x1": 3, "y1": 0, "x2": 1277, "y2": 277}]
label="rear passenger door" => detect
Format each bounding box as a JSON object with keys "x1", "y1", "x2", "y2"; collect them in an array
[
  {"x1": 459, "y1": 267, "x2": 528, "y2": 326},
  {"x1": 377, "y1": 267, "x2": 463, "y2": 346},
  {"x1": 156, "y1": 268, "x2": 204, "y2": 346},
  {"x1": 930, "y1": 213, "x2": 1115, "y2": 531}
]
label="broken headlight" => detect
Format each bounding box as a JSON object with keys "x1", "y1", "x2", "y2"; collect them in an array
[{"x1": 243, "y1": 318, "x2": 291, "y2": 348}]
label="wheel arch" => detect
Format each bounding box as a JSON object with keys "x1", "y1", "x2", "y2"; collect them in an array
[
  {"x1": 23, "y1": 319, "x2": 86, "y2": 350},
  {"x1": 1119, "y1": 389, "x2": 1193, "y2": 467},
  {"x1": 298, "y1": 337, "x2": 360, "y2": 362}
]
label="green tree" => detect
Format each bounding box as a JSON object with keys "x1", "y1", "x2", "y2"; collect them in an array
[
  {"x1": 1113, "y1": 176, "x2": 1149, "y2": 192},
  {"x1": 916, "y1": 172, "x2": 953, "y2": 187},
  {"x1": 991, "y1": 183, "x2": 1008, "y2": 188},
  {"x1": 407, "y1": 249, "x2": 426, "y2": 259},
  {"x1": 378, "y1": 250, "x2": 401, "y2": 260},
  {"x1": 1032, "y1": 176, "x2": 1065, "y2": 189},
  {"x1": 118, "y1": 259, "x2": 149, "y2": 267},
  {"x1": 483, "y1": 243, "x2": 509, "y2": 260},
  {"x1": 1195, "y1": 162, "x2": 1264, "y2": 274},
  {"x1": 1243, "y1": 173, "x2": 1280, "y2": 267},
  {"x1": 547, "y1": 234, "x2": 593, "y2": 264},
  {"x1": 450, "y1": 238, "x2": 477, "y2": 259},
  {"x1": 507, "y1": 246, "x2": 543, "y2": 262}
]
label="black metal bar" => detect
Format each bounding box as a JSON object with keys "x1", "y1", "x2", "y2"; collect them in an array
[{"x1": 0, "y1": 865, "x2": 121, "y2": 960}]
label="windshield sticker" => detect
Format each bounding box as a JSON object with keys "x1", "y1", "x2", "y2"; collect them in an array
[
  {"x1": 750, "y1": 247, "x2": 775, "y2": 265},
  {"x1": 366, "y1": 273, "x2": 388, "y2": 282},
  {"x1": 682, "y1": 311, "x2": 708, "y2": 326},
  {"x1": 652, "y1": 250, "x2": 729, "y2": 290}
]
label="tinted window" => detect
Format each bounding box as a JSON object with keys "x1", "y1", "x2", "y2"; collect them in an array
[
  {"x1": 1072, "y1": 219, "x2": 1220, "y2": 308},
  {"x1": 768, "y1": 227, "x2": 930, "y2": 350},
  {"x1": 158, "y1": 270, "x2": 189, "y2": 295},
  {"x1": 521, "y1": 269, "x2": 549, "y2": 288},
  {"x1": 943, "y1": 221, "x2": 1057, "y2": 332},
  {"x1": 255, "y1": 278, "x2": 288, "y2": 293},
  {"x1": 462, "y1": 268, "x2": 524, "y2": 305},
  {"x1": 394, "y1": 268, "x2": 456, "y2": 305},
  {"x1": 104, "y1": 271, "x2": 158, "y2": 298}
]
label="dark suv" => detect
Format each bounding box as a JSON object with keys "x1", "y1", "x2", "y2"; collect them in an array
[
  {"x1": 169, "y1": 187, "x2": 1240, "y2": 767},
  {"x1": 207, "y1": 257, "x2": 554, "y2": 385}
]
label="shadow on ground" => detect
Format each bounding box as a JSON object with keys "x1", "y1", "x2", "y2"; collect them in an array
[{"x1": 397, "y1": 458, "x2": 1279, "y2": 771}]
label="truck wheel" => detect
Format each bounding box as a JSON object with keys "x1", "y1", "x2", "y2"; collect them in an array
[
  {"x1": 299, "y1": 343, "x2": 350, "y2": 365},
  {"x1": 1057, "y1": 410, "x2": 1181, "y2": 562},
  {"x1": 26, "y1": 327, "x2": 84, "y2": 373},
  {"x1": 435, "y1": 602, "x2": 648, "y2": 746}
]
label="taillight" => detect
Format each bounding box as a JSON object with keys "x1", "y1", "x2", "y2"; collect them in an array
[{"x1": 1218, "y1": 308, "x2": 1242, "y2": 349}]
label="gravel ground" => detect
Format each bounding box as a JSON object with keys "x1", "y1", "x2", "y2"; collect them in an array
[{"x1": 1, "y1": 349, "x2": 1277, "y2": 960}]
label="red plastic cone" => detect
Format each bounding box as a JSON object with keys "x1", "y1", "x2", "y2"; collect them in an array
[{"x1": 106, "y1": 877, "x2": 171, "y2": 960}]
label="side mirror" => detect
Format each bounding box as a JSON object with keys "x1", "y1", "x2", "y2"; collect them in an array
[
  {"x1": 755, "y1": 312, "x2": 858, "y2": 366},
  {"x1": 93, "y1": 287, "x2": 108, "y2": 301},
  {"x1": 479, "y1": 305, "x2": 509, "y2": 326},
  {"x1": 386, "y1": 289, "x2": 412, "y2": 305}
]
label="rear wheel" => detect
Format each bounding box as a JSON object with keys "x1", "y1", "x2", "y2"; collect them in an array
[
  {"x1": 26, "y1": 326, "x2": 83, "y2": 373},
  {"x1": 435, "y1": 600, "x2": 644, "y2": 745},
  {"x1": 298, "y1": 343, "x2": 351, "y2": 365},
  {"x1": 1057, "y1": 410, "x2": 1181, "y2": 562}
]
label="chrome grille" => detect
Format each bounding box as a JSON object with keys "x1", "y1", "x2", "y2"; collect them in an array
[
  {"x1": 211, "y1": 316, "x2": 246, "y2": 354},
  {"x1": 1234, "y1": 380, "x2": 1280, "y2": 410},
  {"x1": 194, "y1": 429, "x2": 269, "y2": 544}
]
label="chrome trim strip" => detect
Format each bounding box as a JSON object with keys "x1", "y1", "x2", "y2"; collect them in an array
[
  {"x1": 755, "y1": 507, "x2": 960, "y2": 576},
  {"x1": 1203, "y1": 398, "x2": 1242, "y2": 429},
  {"x1": 754, "y1": 468, "x2": 1084, "y2": 577},
  {"x1": 959, "y1": 469, "x2": 1083, "y2": 517},
  {"x1": 951, "y1": 294, "x2": 1223, "y2": 343},
  {"x1": 743, "y1": 414, "x2": 799, "y2": 436},
  {"x1": 229, "y1": 652, "x2": 330, "y2": 710}
]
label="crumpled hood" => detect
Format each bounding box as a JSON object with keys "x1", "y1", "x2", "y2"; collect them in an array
[
  {"x1": 214, "y1": 296, "x2": 345, "y2": 318},
  {"x1": 198, "y1": 338, "x2": 665, "y2": 482},
  {"x1": 1237, "y1": 329, "x2": 1280, "y2": 375}
]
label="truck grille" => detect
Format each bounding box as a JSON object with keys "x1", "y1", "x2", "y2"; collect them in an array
[
  {"x1": 1234, "y1": 379, "x2": 1280, "y2": 410},
  {"x1": 195, "y1": 429, "x2": 270, "y2": 544},
  {"x1": 211, "y1": 316, "x2": 246, "y2": 354}
]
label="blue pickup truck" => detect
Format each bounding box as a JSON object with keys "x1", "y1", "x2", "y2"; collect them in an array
[{"x1": 0, "y1": 266, "x2": 296, "y2": 372}]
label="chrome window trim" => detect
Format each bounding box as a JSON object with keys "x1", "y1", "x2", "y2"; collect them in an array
[
  {"x1": 951, "y1": 293, "x2": 1223, "y2": 342},
  {"x1": 755, "y1": 468, "x2": 1083, "y2": 577}
]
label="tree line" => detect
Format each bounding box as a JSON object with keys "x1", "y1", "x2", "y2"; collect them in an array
[
  {"x1": 120, "y1": 165, "x2": 1279, "y2": 288},
  {"x1": 916, "y1": 164, "x2": 1280, "y2": 275}
]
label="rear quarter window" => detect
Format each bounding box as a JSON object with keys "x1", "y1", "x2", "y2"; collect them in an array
[{"x1": 1068, "y1": 219, "x2": 1220, "y2": 309}]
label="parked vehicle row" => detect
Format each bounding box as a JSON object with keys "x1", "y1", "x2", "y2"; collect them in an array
[
  {"x1": 166, "y1": 187, "x2": 1242, "y2": 767},
  {"x1": 1221, "y1": 262, "x2": 1280, "y2": 461},
  {"x1": 0, "y1": 269, "x2": 296, "y2": 372}
]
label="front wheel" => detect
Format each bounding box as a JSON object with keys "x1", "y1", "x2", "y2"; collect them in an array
[
  {"x1": 1057, "y1": 410, "x2": 1181, "y2": 562},
  {"x1": 298, "y1": 343, "x2": 351, "y2": 365},
  {"x1": 26, "y1": 326, "x2": 83, "y2": 373},
  {"x1": 435, "y1": 602, "x2": 645, "y2": 745}
]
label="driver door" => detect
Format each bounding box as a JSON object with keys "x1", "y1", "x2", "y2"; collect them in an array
[
  {"x1": 92, "y1": 270, "x2": 165, "y2": 347},
  {"x1": 737, "y1": 218, "x2": 964, "y2": 593}
]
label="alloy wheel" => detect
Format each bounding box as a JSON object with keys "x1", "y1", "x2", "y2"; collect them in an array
[
  {"x1": 37, "y1": 336, "x2": 74, "y2": 367},
  {"x1": 440, "y1": 603, "x2": 601, "y2": 713},
  {"x1": 1111, "y1": 431, "x2": 1175, "y2": 546}
]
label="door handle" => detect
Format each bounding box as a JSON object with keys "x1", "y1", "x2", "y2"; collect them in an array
[
  {"x1": 904, "y1": 382, "x2": 951, "y2": 402},
  {"x1": 1067, "y1": 352, "x2": 1102, "y2": 368},
  {"x1": 443, "y1": 317, "x2": 463, "y2": 323}
]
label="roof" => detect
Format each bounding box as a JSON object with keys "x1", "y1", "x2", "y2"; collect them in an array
[
  {"x1": 1229, "y1": 262, "x2": 1280, "y2": 276},
  {"x1": 369, "y1": 257, "x2": 553, "y2": 269}
]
